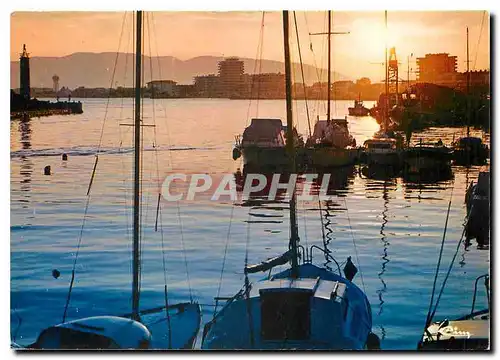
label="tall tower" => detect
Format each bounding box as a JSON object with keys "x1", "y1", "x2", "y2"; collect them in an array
[
  {"x1": 52, "y1": 74, "x2": 60, "y2": 93},
  {"x1": 19, "y1": 44, "x2": 31, "y2": 101},
  {"x1": 387, "y1": 47, "x2": 399, "y2": 107},
  {"x1": 217, "y1": 57, "x2": 244, "y2": 96}
]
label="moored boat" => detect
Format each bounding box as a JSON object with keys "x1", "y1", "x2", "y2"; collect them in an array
[
  {"x1": 14, "y1": 11, "x2": 201, "y2": 350},
  {"x1": 304, "y1": 11, "x2": 357, "y2": 170},
  {"x1": 419, "y1": 274, "x2": 489, "y2": 350},
  {"x1": 233, "y1": 118, "x2": 303, "y2": 171},
  {"x1": 363, "y1": 136, "x2": 401, "y2": 167},
  {"x1": 452, "y1": 27, "x2": 489, "y2": 167},
  {"x1": 202, "y1": 11, "x2": 376, "y2": 350},
  {"x1": 403, "y1": 140, "x2": 452, "y2": 173},
  {"x1": 306, "y1": 118, "x2": 358, "y2": 168},
  {"x1": 465, "y1": 166, "x2": 490, "y2": 248},
  {"x1": 348, "y1": 99, "x2": 370, "y2": 116},
  {"x1": 452, "y1": 136, "x2": 488, "y2": 165}
]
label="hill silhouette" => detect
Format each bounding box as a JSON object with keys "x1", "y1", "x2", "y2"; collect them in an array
[{"x1": 10, "y1": 52, "x2": 347, "y2": 89}]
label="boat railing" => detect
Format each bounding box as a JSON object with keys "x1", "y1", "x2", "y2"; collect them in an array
[
  {"x1": 471, "y1": 274, "x2": 490, "y2": 315},
  {"x1": 299, "y1": 244, "x2": 342, "y2": 275}
]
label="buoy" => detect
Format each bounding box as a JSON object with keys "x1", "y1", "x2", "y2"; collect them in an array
[
  {"x1": 343, "y1": 256, "x2": 358, "y2": 282},
  {"x1": 62, "y1": 153, "x2": 68, "y2": 161},
  {"x1": 52, "y1": 269, "x2": 60, "y2": 279},
  {"x1": 366, "y1": 332, "x2": 381, "y2": 350},
  {"x1": 44, "y1": 166, "x2": 51, "y2": 175}
]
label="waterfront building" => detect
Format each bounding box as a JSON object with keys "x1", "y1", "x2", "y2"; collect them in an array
[
  {"x1": 244, "y1": 73, "x2": 285, "y2": 98},
  {"x1": 194, "y1": 74, "x2": 219, "y2": 97},
  {"x1": 218, "y1": 57, "x2": 244, "y2": 97},
  {"x1": 416, "y1": 53, "x2": 458, "y2": 85},
  {"x1": 147, "y1": 80, "x2": 178, "y2": 97}
]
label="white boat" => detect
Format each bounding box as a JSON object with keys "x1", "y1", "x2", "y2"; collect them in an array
[
  {"x1": 15, "y1": 11, "x2": 201, "y2": 350},
  {"x1": 363, "y1": 135, "x2": 401, "y2": 166},
  {"x1": 305, "y1": 11, "x2": 357, "y2": 169},
  {"x1": 310, "y1": 118, "x2": 356, "y2": 149},
  {"x1": 202, "y1": 11, "x2": 376, "y2": 350},
  {"x1": 306, "y1": 118, "x2": 358, "y2": 169}
]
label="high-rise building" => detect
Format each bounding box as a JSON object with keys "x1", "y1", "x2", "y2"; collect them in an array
[
  {"x1": 218, "y1": 57, "x2": 244, "y2": 97},
  {"x1": 416, "y1": 53, "x2": 458, "y2": 83}
]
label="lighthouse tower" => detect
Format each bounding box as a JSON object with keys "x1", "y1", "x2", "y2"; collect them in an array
[
  {"x1": 20, "y1": 44, "x2": 31, "y2": 101},
  {"x1": 52, "y1": 74, "x2": 60, "y2": 93}
]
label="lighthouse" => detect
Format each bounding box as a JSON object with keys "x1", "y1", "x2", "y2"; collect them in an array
[{"x1": 20, "y1": 44, "x2": 30, "y2": 101}]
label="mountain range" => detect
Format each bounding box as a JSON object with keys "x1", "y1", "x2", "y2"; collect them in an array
[{"x1": 10, "y1": 52, "x2": 347, "y2": 89}]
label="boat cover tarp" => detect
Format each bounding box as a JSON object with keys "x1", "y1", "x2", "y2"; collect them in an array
[
  {"x1": 244, "y1": 250, "x2": 292, "y2": 274},
  {"x1": 311, "y1": 120, "x2": 354, "y2": 148},
  {"x1": 241, "y1": 118, "x2": 285, "y2": 147}
]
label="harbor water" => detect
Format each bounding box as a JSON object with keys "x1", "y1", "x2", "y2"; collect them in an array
[{"x1": 10, "y1": 98, "x2": 490, "y2": 350}]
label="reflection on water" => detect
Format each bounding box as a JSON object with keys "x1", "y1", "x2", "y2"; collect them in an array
[
  {"x1": 359, "y1": 165, "x2": 396, "y2": 342},
  {"x1": 18, "y1": 116, "x2": 33, "y2": 211},
  {"x1": 10, "y1": 99, "x2": 490, "y2": 349},
  {"x1": 314, "y1": 166, "x2": 356, "y2": 271},
  {"x1": 402, "y1": 166, "x2": 454, "y2": 187},
  {"x1": 377, "y1": 180, "x2": 392, "y2": 341}
]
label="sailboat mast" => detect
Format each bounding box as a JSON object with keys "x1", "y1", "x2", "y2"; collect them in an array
[
  {"x1": 132, "y1": 10, "x2": 143, "y2": 321},
  {"x1": 384, "y1": 10, "x2": 389, "y2": 131},
  {"x1": 282, "y1": 10, "x2": 299, "y2": 277},
  {"x1": 466, "y1": 26, "x2": 470, "y2": 138},
  {"x1": 327, "y1": 10, "x2": 331, "y2": 122}
]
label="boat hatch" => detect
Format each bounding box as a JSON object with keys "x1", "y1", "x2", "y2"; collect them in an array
[
  {"x1": 35, "y1": 327, "x2": 123, "y2": 349},
  {"x1": 260, "y1": 290, "x2": 311, "y2": 341}
]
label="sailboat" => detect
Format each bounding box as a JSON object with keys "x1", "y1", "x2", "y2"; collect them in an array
[
  {"x1": 306, "y1": 10, "x2": 357, "y2": 169},
  {"x1": 451, "y1": 27, "x2": 489, "y2": 166},
  {"x1": 202, "y1": 11, "x2": 375, "y2": 350},
  {"x1": 17, "y1": 11, "x2": 201, "y2": 350}
]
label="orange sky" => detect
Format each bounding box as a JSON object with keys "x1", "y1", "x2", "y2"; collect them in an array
[{"x1": 11, "y1": 11, "x2": 490, "y2": 81}]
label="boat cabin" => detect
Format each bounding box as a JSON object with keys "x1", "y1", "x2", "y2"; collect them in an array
[
  {"x1": 310, "y1": 118, "x2": 355, "y2": 148},
  {"x1": 31, "y1": 316, "x2": 152, "y2": 349},
  {"x1": 453, "y1": 136, "x2": 486, "y2": 150},
  {"x1": 203, "y1": 263, "x2": 372, "y2": 349},
  {"x1": 241, "y1": 118, "x2": 285, "y2": 148},
  {"x1": 364, "y1": 138, "x2": 397, "y2": 150}
]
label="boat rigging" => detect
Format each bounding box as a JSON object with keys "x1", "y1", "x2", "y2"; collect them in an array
[{"x1": 18, "y1": 11, "x2": 201, "y2": 350}]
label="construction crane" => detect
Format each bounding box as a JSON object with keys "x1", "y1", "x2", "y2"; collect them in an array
[{"x1": 387, "y1": 47, "x2": 399, "y2": 107}]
